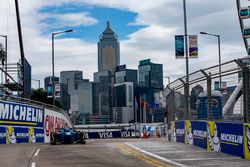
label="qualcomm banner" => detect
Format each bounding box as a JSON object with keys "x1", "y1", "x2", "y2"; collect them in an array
[
  {"x1": 44, "y1": 109, "x2": 72, "y2": 143},
  {"x1": 0, "y1": 100, "x2": 44, "y2": 144}
]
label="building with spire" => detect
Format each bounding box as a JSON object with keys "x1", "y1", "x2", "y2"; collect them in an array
[{"x1": 98, "y1": 21, "x2": 120, "y2": 74}]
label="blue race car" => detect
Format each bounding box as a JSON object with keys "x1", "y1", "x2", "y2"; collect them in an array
[{"x1": 50, "y1": 128, "x2": 86, "y2": 145}]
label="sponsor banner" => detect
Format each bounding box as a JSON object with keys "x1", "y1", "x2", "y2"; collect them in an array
[
  {"x1": 175, "y1": 35, "x2": 185, "y2": 59},
  {"x1": 0, "y1": 100, "x2": 44, "y2": 127},
  {"x1": 189, "y1": 35, "x2": 198, "y2": 58},
  {"x1": 0, "y1": 127, "x2": 5, "y2": 144},
  {"x1": 190, "y1": 121, "x2": 207, "y2": 148},
  {"x1": 207, "y1": 122, "x2": 243, "y2": 157},
  {"x1": 5, "y1": 126, "x2": 44, "y2": 144},
  {"x1": 175, "y1": 121, "x2": 185, "y2": 143},
  {"x1": 44, "y1": 109, "x2": 71, "y2": 143},
  {"x1": 167, "y1": 122, "x2": 171, "y2": 142},
  {"x1": 185, "y1": 120, "x2": 192, "y2": 145},
  {"x1": 54, "y1": 83, "x2": 60, "y2": 98},
  {"x1": 29, "y1": 128, "x2": 44, "y2": 143},
  {"x1": 171, "y1": 121, "x2": 176, "y2": 143},
  {"x1": 86, "y1": 130, "x2": 140, "y2": 139},
  {"x1": 244, "y1": 124, "x2": 250, "y2": 159}
]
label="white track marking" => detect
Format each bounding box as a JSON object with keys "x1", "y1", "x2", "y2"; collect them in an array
[
  {"x1": 172, "y1": 157, "x2": 241, "y2": 161},
  {"x1": 31, "y1": 162, "x2": 35, "y2": 167},
  {"x1": 125, "y1": 143, "x2": 190, "y2": 167},
  {"x1": 34, "y1": 149, "x2": 40, "y2": 157}
]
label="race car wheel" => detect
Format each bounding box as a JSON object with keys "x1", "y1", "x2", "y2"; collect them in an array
[
  {"x1": 80, "y1": 133, "x2": 86, "y2": 144},
  {"x1": 50, "y1": 133, "x2": 56, "y2": 145}
]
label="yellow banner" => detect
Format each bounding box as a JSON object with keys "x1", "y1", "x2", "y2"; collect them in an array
[
  {"x1": 244, "y1": 124, "x2": 250, "y2": 159},
  {"x1": 207, "y1": 121, "x2": 221, "y2": 152},
  {"x1": 6, "y1": 126, "x2": 16, "y2": 144},
  {"x1": 171, "y1": 121, "x2": 176, "y2": 143},
  {"x1": 185, "y1": 120, "x2": 193, "y2": 145},
  {"x1": 28, "y1": 127, "x2": 36, "y2": 143}
]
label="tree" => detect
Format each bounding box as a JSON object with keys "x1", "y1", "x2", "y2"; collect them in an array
[{"x1": 31, "y1": 88, "x2": 64, "y2": 109}]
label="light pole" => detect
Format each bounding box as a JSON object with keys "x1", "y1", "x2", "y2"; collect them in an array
[
  {"x1": 183, "y1": 0, "x2": 190, "y2": 119},
  {"x1": 0, "y1": 35, "x2": 7, "y2": 83},
  {"x1": 52, "y1": 29, "x2": 73, "y2": 106},
  {"x1": 200, "y1": 32, "x2": 222, "y2": 89}
]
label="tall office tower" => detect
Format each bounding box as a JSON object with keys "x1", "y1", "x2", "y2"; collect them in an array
[
  {"x1": 138, "y1": 59, "x2": 163, "y2": 89},
  {"x1": 98, "y1": 21, "x2": 120, "y2": 74},
  {"x1": 60, "y1": 71, "x2": 83, "y2": 112},
  {"x1": 115, "y1": 65, "x2": 138, "y2": 87}
]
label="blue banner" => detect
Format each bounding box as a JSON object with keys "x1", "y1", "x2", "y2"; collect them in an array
[
  {"x1": 175, "y1": 35, "x2": 184, "y2": 59},
  {"x1": 191, "y1": 121, "x2": 207, "y2": 148},
  {"x1": 0, "y1": 100, "x2": 44, "y2": 127},
  {"x1": 5, "y1": 126, "x2": 44, "y2": 144},
  {"x1": 175, "y1": 121, "x2": 185, "y2": 143},
  {"x1": 0, "y1": 127, "x2": 5, "y2": 144},
  {"x1": 216, "y1": 122, "x2": 243, "y2": 157}
]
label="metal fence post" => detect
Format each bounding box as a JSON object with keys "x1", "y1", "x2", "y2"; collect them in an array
[
  {"x1": 201, "y1": 70, "x2": 212, "y2": 121},
  {"x1": 235, "y1": 59, "x2": 250, "y2": 123}
]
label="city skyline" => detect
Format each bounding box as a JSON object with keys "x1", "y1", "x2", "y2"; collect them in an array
[{"x1": 0, "y1": 0, "x2": 247, "y2": 88}]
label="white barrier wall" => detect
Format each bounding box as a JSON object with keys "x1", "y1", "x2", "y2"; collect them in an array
[{"x1": 44, "y1": 108, "x2": 72, "y2": 143}]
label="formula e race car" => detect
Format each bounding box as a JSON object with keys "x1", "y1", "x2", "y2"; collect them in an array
[{"x1": 50, "y1": 128, "x2": 86, "y2": 145}]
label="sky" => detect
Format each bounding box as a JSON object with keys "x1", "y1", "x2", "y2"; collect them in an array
[{"x1": 0, "y1": 0, "x2": 248, "y2": 89}]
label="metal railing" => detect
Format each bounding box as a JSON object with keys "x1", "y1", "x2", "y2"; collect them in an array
[{"x1": 164, "y1": 58, "x2": 250, "y2": 123}]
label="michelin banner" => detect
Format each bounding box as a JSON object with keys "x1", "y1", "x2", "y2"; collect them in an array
[
  {"x1": 244, "y1": 124, "x2": 250, "y2": 159},
  {"x1": 0, "y1": 127, "x2": 5, "y2": 144},
  {"x1": 4, "y1": 126, "x2": 44, "y2": 144},
  {"x1": 207, "y1": 121, "x2": 243, "y2": 157},
  {"x1": 185, "y1": 121, "x2": 207, "y2": 149},
  {"x1": 174, "y1": 121, "x2": 185, "y2": 143},
  {"x1": 0, "y1": 100, "x2": 44, "y2": 127}
]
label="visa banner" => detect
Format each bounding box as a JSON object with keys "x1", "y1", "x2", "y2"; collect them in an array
[
  {"x1": 244, "y1": 124, "x2": 250, "y2": 159},
  {"x1": 0, "y1": 100, "x2": 44, "y2": 127}
]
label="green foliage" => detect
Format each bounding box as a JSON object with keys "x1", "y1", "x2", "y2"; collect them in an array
[{"x1": 31, "y1": 88, "x2": 64, "y2": 109}]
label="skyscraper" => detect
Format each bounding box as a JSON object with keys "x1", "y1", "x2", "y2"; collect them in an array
[
  {"x1": 138, "y1": 59, "x2": 163, "y2": 89},
  {"x1": 98, "y1": 21, "x2": 120, "y2": 74}
]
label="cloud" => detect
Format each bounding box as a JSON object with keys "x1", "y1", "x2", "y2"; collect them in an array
[{"x1": 0, "y1": 0, "x2": 248, "y2": 88}]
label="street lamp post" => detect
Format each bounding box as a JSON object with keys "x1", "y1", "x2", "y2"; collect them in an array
[
  {"x1": 52, "y1": 29, "x2": 73, "y2": 106},
  {"x1": 183, "y1": 0, "x2": 190, "y2": 120},
  {"x1": 200, "y1": 32, "x2": 222, "y2": 89},
  {"x1": 0, "y1": 35, "x2": 7, "y2": 83}
]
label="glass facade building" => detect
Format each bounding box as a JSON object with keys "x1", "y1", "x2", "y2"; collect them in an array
[{"x1": 138, "y1": 59, "x2": 163, "y2": 89}]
